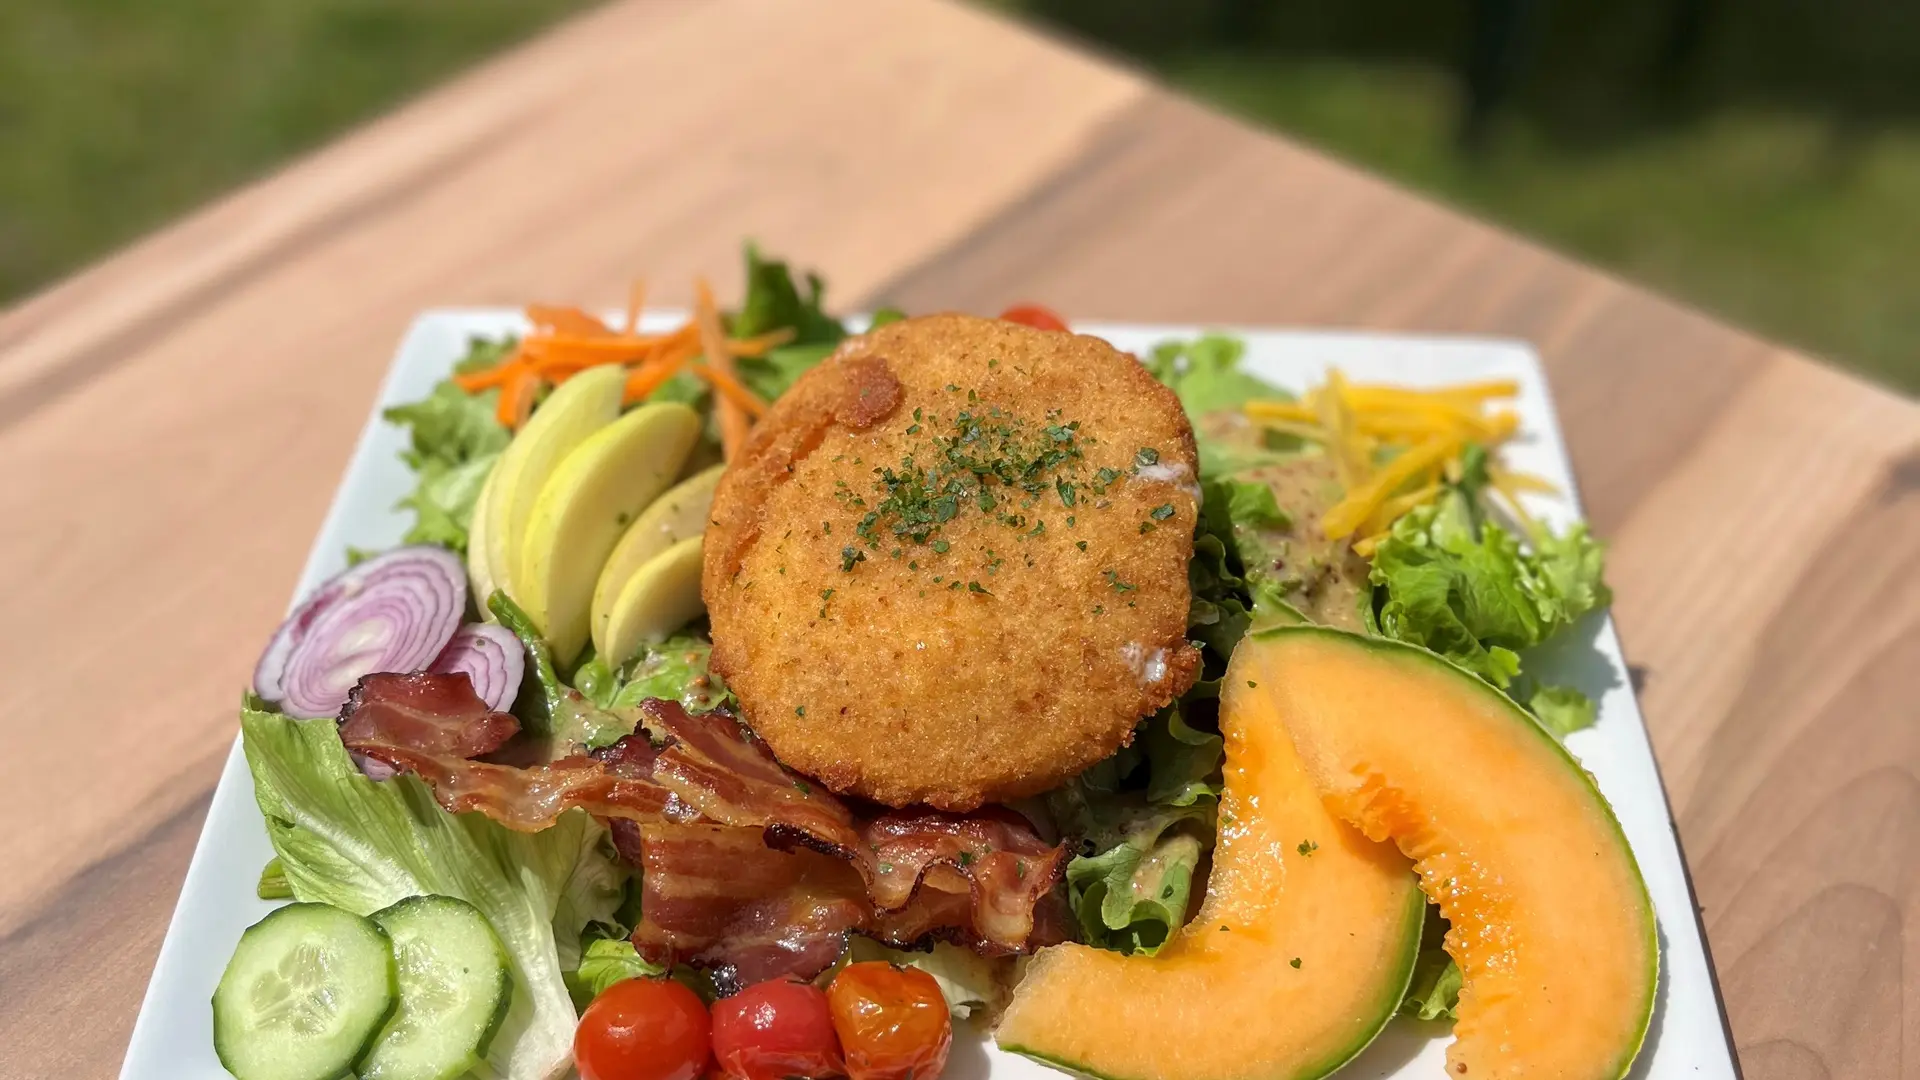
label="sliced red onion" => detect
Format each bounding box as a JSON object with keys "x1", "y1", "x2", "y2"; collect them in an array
[
  {"x1": 428, "y1": 623, "x2": 525, "y2": 713},
  {"x1": 253, "y1": 545, "x2": 467, "y2": 719}
]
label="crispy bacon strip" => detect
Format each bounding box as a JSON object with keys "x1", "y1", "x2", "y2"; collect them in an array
[
  {"x1": 860, "y1": 809, "x2": 1067, "y2": 952},
  {"x1": 338, "y1": 688, "x2": 1069, "y2": 964},
  {"x1": 339, "y1": 672, "x2": 520, "y2": 758},
  {"x1": 349, "y1": 733, "x2": 685, "y2": 830},
  {"x1": 640, "y1": 700, "x2": 866, "y2": 852},
  {"x1": 339, "y1": 676, "x2": 684, "y2": 828},
  {"x1": 618, "y1": 821, "x2": 869, "y2": 995}
]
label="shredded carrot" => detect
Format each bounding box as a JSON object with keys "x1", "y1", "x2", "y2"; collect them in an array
[
  {"x1": 693, "y1": 278, "x2": 751, "y2": 461},
  {"x1": 623, "y1": 279, "x2": 647, "y2": 335},
  {"x1": 691, "y1": 363, "x2": 769, "y2": 418},
  {"x1": 622, "y1": 356, "x2": 687, "y2": 405},
  {"x1": 525, "y1": 332, "x2": 682, "y2": 353},
  {"x1": 526, "y1": 305, "x2": 612, "y2": 337},
  {"x1": 727, "y1": 326, "x2": 797, "y2": 357},
  {"x1": 497, "y1": 369, "x2": 541, "y2": 429},
  {"x1": 530, "y1": 343, "x2": 653, "y2": 380},
  {"x1": 454, "y1": 357, "x2": 524, "y2": 393}
]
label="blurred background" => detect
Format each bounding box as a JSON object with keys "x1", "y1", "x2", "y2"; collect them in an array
[{"x1": 3, "y1": 0, "x2": 1914, "y2": 390}]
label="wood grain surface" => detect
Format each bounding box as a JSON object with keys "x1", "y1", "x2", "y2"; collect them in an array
[{"x1": 0, "y1": 1, "x2": 1912, "y2": 1077}]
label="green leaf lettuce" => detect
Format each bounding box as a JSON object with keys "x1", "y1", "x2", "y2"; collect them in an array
[{"x1": 382, "y1": 340, "x2": 514, "y2": 554}]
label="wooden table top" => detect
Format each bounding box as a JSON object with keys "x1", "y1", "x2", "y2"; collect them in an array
[{"x1": 1, "y1": 1, "x2": 1913, "y2": 1077}]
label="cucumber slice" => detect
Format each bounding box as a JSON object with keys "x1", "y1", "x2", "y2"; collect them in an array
[
  {"x1": 356, "y1": 895, "x2": 514, "y2": 1080},
  {"x1": 213, "y1": 903, "x2": 397, "y2": 1080}
]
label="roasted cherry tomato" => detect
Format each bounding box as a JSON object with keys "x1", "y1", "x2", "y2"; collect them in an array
[
  {"x1": 711, "y1": 977, "x2": 843, "y2": 1080},
  {"x1": 575, "y1": 977, "x2": 713, "y2": 1080},
  {"x1": 998, "y1": 303, "x2": 1069, "y2": 332},
  {"x1": 827, "y1": 963, "x2": 952, "y2": 1080}
]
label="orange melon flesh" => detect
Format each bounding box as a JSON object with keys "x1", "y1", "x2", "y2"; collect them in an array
[
  {"x1": 995, "y1": 645, "x2": 1423, "y2": 1080},
  {"x1": 1246, "y1": 627, "x2": 1657, "y2": 1080}
]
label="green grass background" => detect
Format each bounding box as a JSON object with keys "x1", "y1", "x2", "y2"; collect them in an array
[{"x1": 2, "y1": 0, "x2": 1914, "y2": 390}]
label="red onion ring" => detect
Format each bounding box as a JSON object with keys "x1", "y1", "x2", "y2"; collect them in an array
[
  {"x1": 427, "y1": 623, "x2": 525, "y2": 713},
  {"x1": 253, "y1": 546, "x2": 467, "y2": 719}
]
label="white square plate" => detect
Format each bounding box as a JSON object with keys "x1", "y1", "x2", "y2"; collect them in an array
[{"x1": 121, "y1": 313, "x2": 1743, "y2": 1080}]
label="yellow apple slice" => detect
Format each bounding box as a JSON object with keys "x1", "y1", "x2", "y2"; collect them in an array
[
  {"x1": 465, "y1": 462, "x2": 501, "y2": 617},
  {"x1": 481, "y1": 364, "x2": 627, "y2": 609},
  {"x1": 590, "y1": 464, "x2": 724, "y2": 663},
  {"x1": 518, "y1": 402, "x2": 702, "y2": 665},
  {"x1": 600, "y1": 535, "x2": 707, "y2": 668}
]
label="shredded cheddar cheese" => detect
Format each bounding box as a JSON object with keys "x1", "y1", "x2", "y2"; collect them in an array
[{"x1": 1243, "y1": 373, "x2": 1546, "y2": 542}]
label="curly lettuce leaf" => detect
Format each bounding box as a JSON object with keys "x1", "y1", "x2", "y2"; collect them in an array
[
  {"x1": 1143, "y1": 334, "x2": 1284, "y2": 417},
  {"x1": 846, "y1": 938, "x2": 1010, "y2": 1020},
  {"x1": 728, "y1": 242, "x2": 847, "y2": 402},
  {"x1": 1529, "y1": 683, "x2": 1599, "y2": 737},
  {"x1": 242, "y1": 705, "x2": 624, "y2": 1080},
  {"x1": 490, "y1": 591, "x2": 632, "y2": 751},
  {"x1": 1062, "y1": 802, "x2": 1212, "y2": 956},
  {"x1": 1369, "y1": 489, "x2": 1610, "y2": 689},
  {"x1": 1403, "y1": 948, "x2": 1464, "y2": 1021},
  {"x1": 564, "y1": 938, "x2": 666, "y2": 1009},
  {"x1": 1401, "y1": 905, "x2": 1463, "y2": 1020},
  {"x1": 574, "y1": 634, "x2": 732, "y2": 716},
  {"x1": 1142, "y1": 708, "x2": 1224, "y2": 808},
  {"x1": 731, "y1": 242, "x2": 847, "y2": 345},
  {"x1": 255, "y1": 857, "x2": 292, "y2": 900}
]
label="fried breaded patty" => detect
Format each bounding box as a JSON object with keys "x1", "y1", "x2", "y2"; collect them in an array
[{"x1": 703, "y1": 314, "x2": 1201, "y2": 811}]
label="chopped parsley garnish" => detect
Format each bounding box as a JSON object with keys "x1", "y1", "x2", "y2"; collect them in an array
[
  {"x1": 841, "y1": 546, "x2": 866, "y2": 571},
  {"x1": 1076, "y1": 540, "x2": 1088, "y2": 552},
  {"x1": 968, "y1": 580, "x2": 991, "y2": 595},
  {"x1": 834, "y1": 400, "x2": 1113, "y2": 574},
  {"x1": 794, "y1": 780, "x2": 812, "y2": 794},
  {"x1": 796, "y1": 706, "x2": 807, "y2": 717},
  {"x1": 1150, "y1": 503, "x2": 1175, "y2": 520},
  {"x1": 1290, "y1": 957, "x2": 1302, "y2": 969},
  {"x1": 1296, "y1": 840, "x2": 1318, "y2": 856},
  {"x1": 1103, "y1": 569, "x2": 1136, "y2": 592},
  {"x1": 1135, "y1": 447, "x2": 1160, "y2": 467}
]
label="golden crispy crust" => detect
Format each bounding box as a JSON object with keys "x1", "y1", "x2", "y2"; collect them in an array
[{"x1": 703, "y1": 314, "x2": 1200, "y2": 810}]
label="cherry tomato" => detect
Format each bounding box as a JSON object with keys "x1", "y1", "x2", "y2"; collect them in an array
[
  {"x1": 711, "y1": 977, "x2": 843, "y2": 1080},
  {"x1": 827, "y1": 963, "x2": 952, "y2": 1080},
  {"x1": 575, "y1": 977, "x2": 713, "y2": 1080},
  {"x1": 998, "y1": 303, "x2": 1069, "y2": 332}
]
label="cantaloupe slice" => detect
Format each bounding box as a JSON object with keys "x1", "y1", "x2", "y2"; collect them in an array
[
  {"x1": 995, "y1": 645, "x2": 1424, "y2": 1080},
  {"x1": 1244, "y1": 626, "x2": 1657, "y2": 1080}
]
